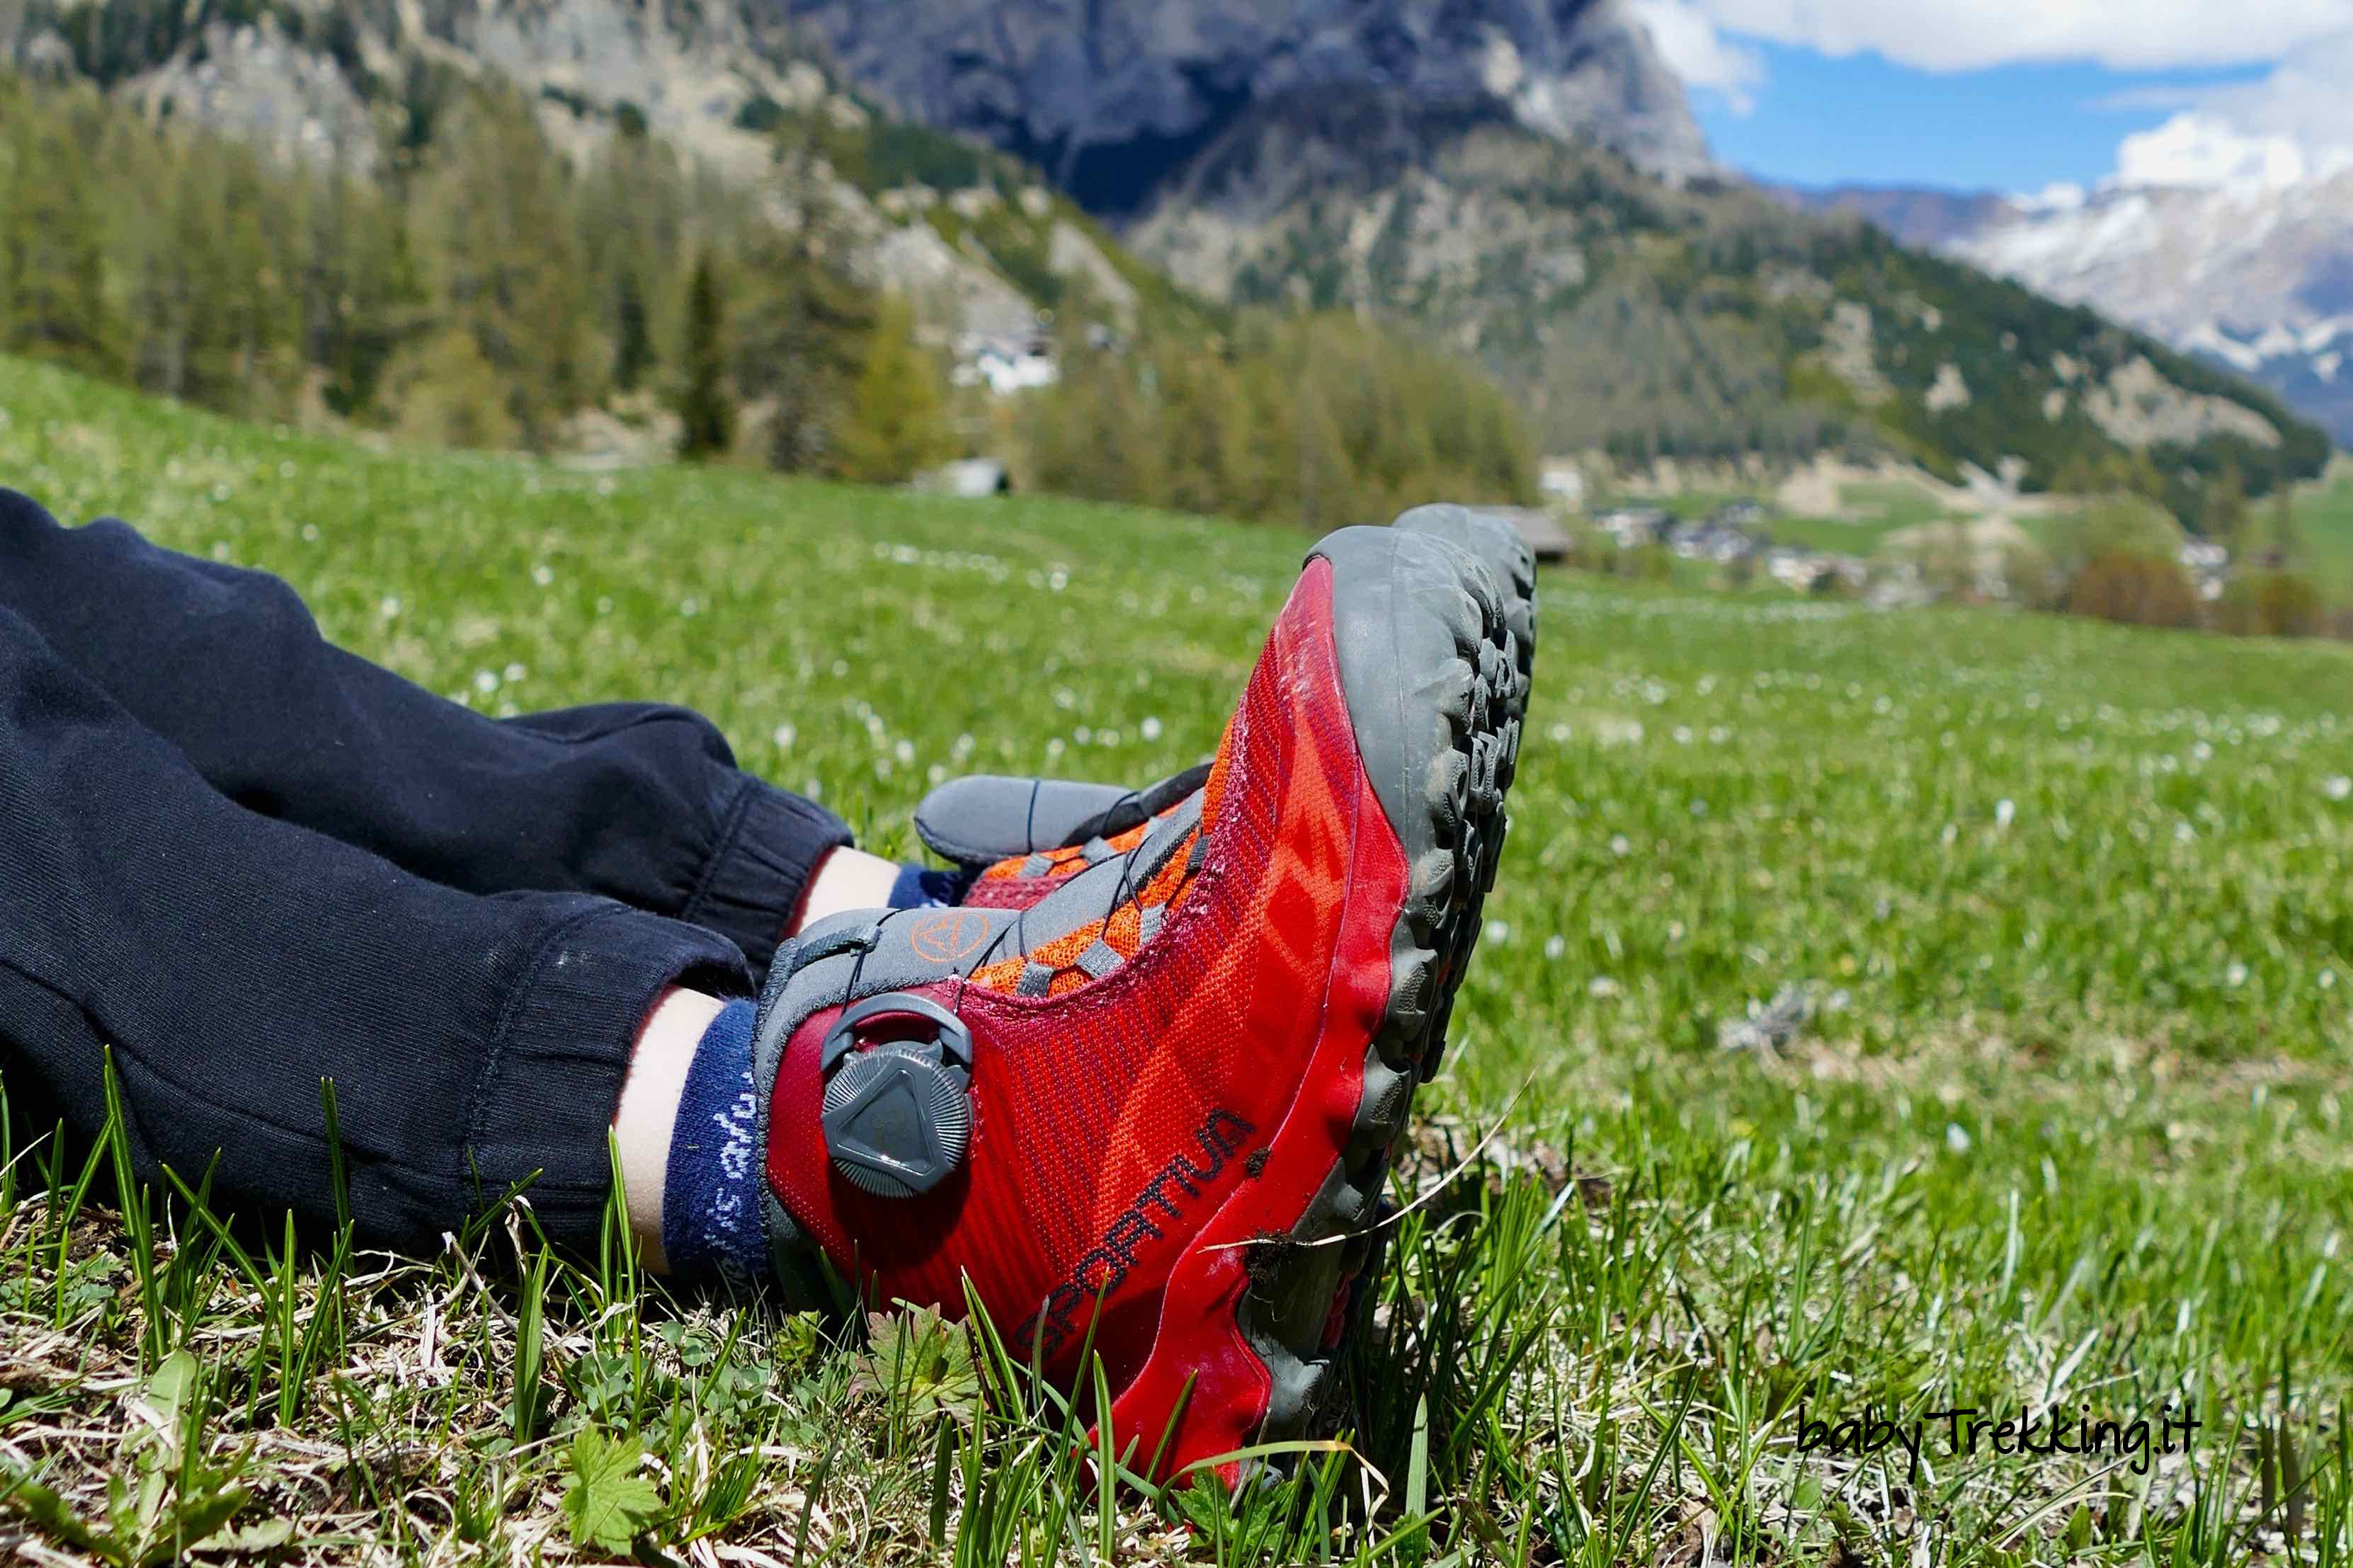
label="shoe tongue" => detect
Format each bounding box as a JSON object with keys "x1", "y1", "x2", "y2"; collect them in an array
[{"x1": 917, "y1": 765, "x2": 1214, "y2": 871}]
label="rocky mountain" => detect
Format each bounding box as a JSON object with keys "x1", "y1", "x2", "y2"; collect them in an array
[
  {"x1": 1774, "y1": 184, "x2": 2015, "y2": 251},
  {"x1": 775, "y1": 0, "x2": 1712, "y2": 217},
  {"x1": 1123, "y1": 94, "x2": 2328, "y2": 513},
  {"x1": 1782, "y1": 177, "x2": 2353, "y2": 447}
]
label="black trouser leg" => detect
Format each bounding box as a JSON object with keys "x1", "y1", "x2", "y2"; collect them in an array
[
  {"x1": 0, "y1": 600, "x2": 751, "y2": 1253},
  {"x1": 0, "y1": 489, "x2": 850, "y2": 980}
]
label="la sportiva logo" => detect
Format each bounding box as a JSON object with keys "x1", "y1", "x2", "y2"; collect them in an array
[{"x1": 1018, "y1": 1108, "x2": 1258, "y2": 1362}]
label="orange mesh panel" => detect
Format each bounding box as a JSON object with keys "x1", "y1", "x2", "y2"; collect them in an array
[{"x1": 967, "y1": 823, "x2": 1204, "y2": 994}]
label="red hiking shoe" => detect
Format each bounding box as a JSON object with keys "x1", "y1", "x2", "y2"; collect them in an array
[{"x1": 752, "y1": 525, "x2": 1529, "y2": 1482}]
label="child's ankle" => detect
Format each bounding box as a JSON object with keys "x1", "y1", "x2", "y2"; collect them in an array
[
  {"x1": 785, "y1": 847, "x2": 902, "y2": 937},
  {"x1": 613, "y1": 988, "x2": 727, "y2": 1274}
]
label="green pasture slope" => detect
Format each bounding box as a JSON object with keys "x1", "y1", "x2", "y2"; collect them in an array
[
  {"x1": 2, "y1": 355, "x2": 2352, "y2": 1564},
  {"x1": 2291, "y1": 467, "x2": 2353, "y2": 601}
]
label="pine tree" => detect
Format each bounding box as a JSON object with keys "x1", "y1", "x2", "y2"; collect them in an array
[
  {"x1": 2268, "y1": 486, "x2": 2305, "y2": 568},
  {"x1": 678, "y1": 252, "x2": 734, "y2": 461},
  {"x1": 834, "y1": 294, "x2": 947, "y2": 484},
  {"x1": 614, "y1": 268, "x2": 654, "y2": 394},
  {"x1": 414, "y1": 87, "x2": 593, "y2": 449},
  {"x1": 0, "y1": 96, "x2": 120, "y2": 374},
  {"x1": 384, "y1": 326, "x2": 522, "y2": 450}
]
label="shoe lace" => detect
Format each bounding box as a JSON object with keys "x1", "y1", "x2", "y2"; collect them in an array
[{"x1": 944, "y1": 781, "x2": 1166, "y2": 1021}]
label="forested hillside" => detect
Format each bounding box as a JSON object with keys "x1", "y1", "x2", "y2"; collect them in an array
[
  {"x1": 1131, "y1": 93, "x2": 2333, "y2": 531},
  {"x1": 0, "y1": 72, "x2": 884, "y2": 464}
]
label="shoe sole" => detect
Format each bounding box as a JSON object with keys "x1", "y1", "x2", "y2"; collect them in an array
[
  {"x1": 1391, "y1": 505, "x2": 1537, "y2": 1075},
  {"x1": 1105, "y1": 525, "x2": 1524, "y2": 1482}
]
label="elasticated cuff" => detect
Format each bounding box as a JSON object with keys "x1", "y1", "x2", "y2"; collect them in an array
[
  {"x1": 467, "y1": 904, "x2": 752, "y2": 1252},
  {"x1": 684, "y1": 778, "x2": 855, "y2": 980}
]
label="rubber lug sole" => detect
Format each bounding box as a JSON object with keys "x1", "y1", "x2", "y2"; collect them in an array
[{"x1": 1391, "y1": 504, "x2": 1537, "y2": 1075}]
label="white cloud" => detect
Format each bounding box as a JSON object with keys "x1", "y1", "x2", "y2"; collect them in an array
[
  {"x1": 2107, "y1": 34, "x2": 2353, "y2": 188},
  {"x1": 1665, "y1": 0, "x2": 2349, "y2": 73},
  {"x1": 1628, "y1": 0, "x2": 1765, "y2": 113},
  {"x1": 2113, "y1": 113, "x2": 2335, "y2": 188}
]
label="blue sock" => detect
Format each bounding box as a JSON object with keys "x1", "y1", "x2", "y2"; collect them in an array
[
  {"x1": 660, "y1": 1000, "x2": 766, "y2": 1285},
  {"x1": 889, "y1": 863, "x2": 966, "y2": 908}
]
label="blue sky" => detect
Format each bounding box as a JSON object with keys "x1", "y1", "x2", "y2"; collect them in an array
[
  {"x1": 1625, "y1": 1, "x2": 2353, "y2": 197},
  {"x1": 1692, "y1": 42, "x2": 2267, "y2": 193}
]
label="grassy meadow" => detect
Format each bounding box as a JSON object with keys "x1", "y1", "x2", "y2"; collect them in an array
[{"x1": 2, "y1": 355, "x2": 2352, "y2": 1564}]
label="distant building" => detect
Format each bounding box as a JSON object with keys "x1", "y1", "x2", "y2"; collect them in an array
[
  {"x1": 1709, "y1": 498, "x2": 1773, "y2": 529},
  {"x1": 1538, "y1": 462, "x2": 1587, "y2": 509},
  {"x1": 2180, "y1": 538, "x2": 2230, "y2": 602},
  {"x1": 916, "y1": 458, "x2": 1013, "y2": 497},
  {"x1": 1472, "y1": 507, "x2": 1573, "y2": 563},
  {"x1": 1670, "y1": 517, "x2": 1760, "y2": 563},
  {"x1": 1763, "y1": 548, "x2": 1862, "y2": 595},
  {"x1": 952, "y1": 333, "x2": 1059, "y2": 395},
  {"x1": 1596, "y1": 506, "x2": 1673, "y2": 550}
]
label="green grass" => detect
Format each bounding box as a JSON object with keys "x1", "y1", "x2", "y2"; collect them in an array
[
  {"x1": 2291, "y1": 468, "x2": 2353, "y2": 600},
  {"x1": 4, "y1": 355, "x2": 2353, "y2": 1564},
  {"x1": 1757, "y1": 513, "x2": 1896, "y2": 555},
  {"x1": 1766, "y1": 481, "x2": 1969, "y2": 556}
]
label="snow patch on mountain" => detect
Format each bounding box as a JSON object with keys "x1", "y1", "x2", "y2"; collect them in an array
[{"x1": 1928, "y1": 164, "x2": 2353, "y2": 443}]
